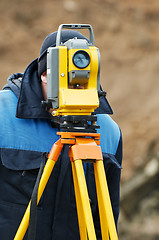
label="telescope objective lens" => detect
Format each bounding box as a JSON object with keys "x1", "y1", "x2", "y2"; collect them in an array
[{"x1": 73, "y1": 50, "x2": 90, "y2": 69}]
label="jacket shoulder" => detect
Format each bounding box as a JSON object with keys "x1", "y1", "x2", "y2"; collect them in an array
[
  {"x1": 0, "y1": 90, "x2": 17, "y2": 108},
  {"x1": 97, "y1": 114, "x2": 121, "y2": 155}
]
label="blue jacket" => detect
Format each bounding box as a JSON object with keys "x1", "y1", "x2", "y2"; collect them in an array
[{"x1": 0, "y1": 59, "x2": 122, "y2": 239}]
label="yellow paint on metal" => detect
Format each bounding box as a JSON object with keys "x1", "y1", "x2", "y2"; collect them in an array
[
  {"x1": 73, "y1": 159, "x2": 97, "y2": 240},
  {"x1": 94, "y1": 160, "x2": 118, "y2": 240},
  {"x1": 52, "y1": 46, "x2": 100, "y2": 116}
]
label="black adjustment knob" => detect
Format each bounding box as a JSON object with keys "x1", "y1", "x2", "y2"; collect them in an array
[
  {"x1": 41, "y1": 100, "x2": 52, "y2": 110},
  {"x1": 98, "y1": 90, "x2": 106, "y2": 98}
]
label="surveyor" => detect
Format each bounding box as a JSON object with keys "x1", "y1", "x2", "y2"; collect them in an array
[{"x1": 0, "y1": 29, "x2": 122, "y2": 239}]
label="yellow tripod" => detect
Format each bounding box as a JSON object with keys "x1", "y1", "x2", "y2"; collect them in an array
[{"x1": 14, "y1": 131, "x2": 118, "y2": 240}]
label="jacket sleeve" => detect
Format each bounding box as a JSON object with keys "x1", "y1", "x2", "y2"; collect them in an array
[
  {"x1": 107, "y1": 130, "x2": 122, "y2": 226},
  {"x1": 93, "y1": 130, "x2": 123, "y2": 239}
]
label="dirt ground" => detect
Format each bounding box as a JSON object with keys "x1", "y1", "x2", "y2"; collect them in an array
[{"x1": 0, "y1": 0, "x2": 159, "y2": 239}]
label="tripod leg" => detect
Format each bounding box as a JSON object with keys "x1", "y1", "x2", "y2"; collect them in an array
[
  {"x1": 71, "y1": 162, "x2": 87, "y2": 240},
  {"x1": 14, "y1": 139, "x2": 63, "y2": 240},
  {"x1": 72, "y1": 159, "x2": 97, "y2": 240},
  {"x1": 94, "y1": 160, "x2": 118, "y2": 240}
]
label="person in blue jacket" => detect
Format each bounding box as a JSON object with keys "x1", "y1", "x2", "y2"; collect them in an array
[{"x1": 0, "y1": 30, "x2": 122, "y2": 240}]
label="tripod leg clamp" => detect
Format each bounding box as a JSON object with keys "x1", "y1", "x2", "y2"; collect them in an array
[{"x1": 69, "y1": 137, "x2": 103, "y2": 162}]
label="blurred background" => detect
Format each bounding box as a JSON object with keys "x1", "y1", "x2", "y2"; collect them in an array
[{"x1": 0, "y1": 0, "x2": 159, "y2": 239}]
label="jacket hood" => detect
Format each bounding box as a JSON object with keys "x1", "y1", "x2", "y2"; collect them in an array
[
  {"x1": 16, "y1": 58, "x2": 51, "y2": 119},
  {"x1": 3, "y1": 58, "x2": 113, "y2": 120},
  {"x1": 3, "y1": 73, "x2": 23, "y2": 98}
]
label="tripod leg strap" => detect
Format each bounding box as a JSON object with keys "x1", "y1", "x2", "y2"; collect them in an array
[
  {"x1": 14, "y1": 139, "x2": 63, "y2": 240},
  {"x1": 27, "y1": 153, "x2": 46, "y2": 240}
]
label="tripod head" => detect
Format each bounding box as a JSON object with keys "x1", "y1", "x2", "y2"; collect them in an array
[{"x1": 42, "y1": 24, "x2": 106, "y2": 132}]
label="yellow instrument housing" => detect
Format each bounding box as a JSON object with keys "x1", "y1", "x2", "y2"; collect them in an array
[{"x1": 50, "y1": 45, "x2": 99, "y2": 116}]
